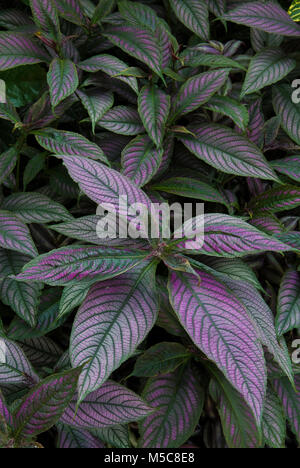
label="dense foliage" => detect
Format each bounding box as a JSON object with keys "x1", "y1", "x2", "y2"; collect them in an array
[{"x1": 0, "y1": 0, "x2": 299, "y2": 449}]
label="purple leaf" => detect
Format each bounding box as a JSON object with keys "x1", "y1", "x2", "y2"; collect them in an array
[
  {"x1": 223, "y1": 2, "x2": 300, "y2": 37},
  {"x1": 0, "y1": 250, "x2": 42, "y2": 327},
  {"x1": 13, "y1": 368, "x2": 81, "y2": 438},
  {"x1": 223, "y1": 278, "x2": 293, "y2": 384},
  {"x1": 0, "y1": 32, "x2": 50, "y2": 70},
  {"x1": 53, "y1": 0, "x2": 86, "y2": 26},
  {"x1": 78, "y1": 54, "x2": 138, "y2": 94},
  {"x1": 241, "y1": 49, "x2": 296, "y2": 98},
  {"x1": 170, "y1": 0, "x2": 209, "y2": 40},
  {"x1": 15, "y1": 246, "x2": 150, "y2": 286},
  {"x1": 177, "y1": 214, "x2": 292, "y2": 257},
  {"x1": 34, "y1": 127, "x2": 108, "y2": 162},
  {"x1": 273, "y1": 84, "x2": 300, "y2": 145},
  {"x1": 70, "y1": 262, "x2": 158, "y2": 403},
  {"x1": 173, "y1": 70, "x2": 229, "y2": 119},
  {"x1": 0, "y1": 337, "x2": 39, "y2": 385},
  {"x1": 97, "y1": 105, "x2": 144, "y2": 135},
  {"x1": 59, "y1": 154, "x2": 153, "y2": 217},
  {"x1": 276, "y1": 270, "x2": 300, "y2": 336},
  {"x1": 57, "y1": 423, "x2": 105, "y2": 448},
  {"x1": 29, "y1": 0, "x2": 60, "y2": 38},
  {"x1": 138, "y1": 84, "x2": 170, "y2": 147},
  {"x1": 0, "y1": 211, "x2": 38, "y2": 258},
  {"x1": 250, "y1": 185, "x2": 300, "y2": 213},
  {"x1": 262, "y1": 387, "x2": 286, "y2": 448},
  {"x1": 61, "y1": 381, "x2": 152, "y2": 429},
  {"x1": 271, "y1": 155, "x2": 300, "y2": 183},
  {"x1": 168, "y1": 269, "x2": 267, "y2": 423},
  {"x1": 0, "y1": 389, "x2": 14, "y2": 429},
  {"x1": 178, "y1": 124, "x2": 279, "y2": 181},
  {"x1": 139, "y1": 365, "x2": 204, "y2": 448},
  {"x1": 122, "y1": 135, "x2": 163, "y2": 187},
  {"x1": 0, "y1": 148, "x2": 17, "y2": 185},
  {"x1": 209, "y1": 366, "x2": 262, "y2": 448},
  {"x1": 47, "y1": 58, "x2": 79, "y2": 108},
  {"x1": 103, "y1": 25, "x2": 163, "y2": 78},
  {"x1": 273, "y1": 375, "x2": 300, "y2": 443}
]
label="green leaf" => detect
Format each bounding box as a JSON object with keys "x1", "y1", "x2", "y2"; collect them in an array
[
  {"x1": 0, "y1": 147, "x2": 17, "y2": 185},
  {"x1": 250, "y1": 185, "x2": 300, "y2": 213},
  {"x1": 132, "y1": 342, "x2": 190, "y2": 377},
  {"x1": 151, "y1": 177, "x2": 229, "y2": 207},
  {"x1": 77, "y1": 90, "x2": 114, "y2": 134},
  {"x1": 273, "y1": 84, "x2": 300, "y2": 145},
  {"x1": 91, "y1": 0, "x2": 116, "y2": 24},
  {"x1": 138, "y1": 84, "x2": 170, "y2": 147},
  {"x1": 169, "y1": 0, "x2": 209, "y2": 40},
  {"x1": 0, "y1": 65, "x2": 46, "y2": 107},
  {"x1": 262, "y1": 386, "x2": 286, "y2": 448}
]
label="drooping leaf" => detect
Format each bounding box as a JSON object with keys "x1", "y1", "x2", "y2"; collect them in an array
[
  {"x1": 15, "y1": 246, "x2": 149, "y2": 286},
  {"x1": 1, "y1": 192, "x2": 73, "y2": 223},
  {"x1": 0, "y1": 249, "x2": 42, "y2": 327},
  {"x1": 70, "y1": 261, "x2": 158, "y2": 403},
  {"x1": 223, "y1": 2, "x2": 300, "y2": 37},
  {"x1": 173, "y1": 70, "x2": 229, "y2": 120},
  {"x1": 13, "y1": 367, "x2": 81, "y2": 438},
  {"x1": 0, "y1": 99, "x2": 20, "y2": 124},
  {"x1": 241, "y1": 49, "x2": 296, "y2": 97},
  {"x1": 121, "y1": 135, "x2": 163, "y2": 187},
  {"x1": 178, "y1": 124, "x2": 279, "y2": 181},
  {"x1": 61, "y1": 381, "x2": 152, "y2": 429},
  {"x1": 132, "y1": 342, "x2": 189, "y2": 378},
  {"x1": 138, "y1": 84, "x2": 170, "y2": 147},
  {"x1": 168, "y1": 270, "x2": 267, "y2": 423},
  {"x1": 97, "y1": 106, "x2": 144, "y2": 135},
  {"x1": 139, "y1": 365, "x2": 204, "y2": 448},
  {"x1": 0, "y1": 32, "x2": 50, "y2": 71},
  {"x1": 34, "y1": 127, "x2": 108, "y2": 162},
  {"x1": 77, "y1": 90, "x2": 114, "y2": 134},
  {"x1": 276, "y1": 270, "x2": 300, "y2": 336},
  {"x1": 0, "y1": 211, "x2": 37, "y2": 258},
  {"x1": 47, "y1": 58, "x2": 79, "y2": 108},
  {"x1": 78, "y1": 54, "x2": 138, "y2": 94},
  {"x1": 169, "y1": 0, "x2": 209, "y2": 40}
]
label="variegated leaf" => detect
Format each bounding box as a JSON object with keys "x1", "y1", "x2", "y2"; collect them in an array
[
  {"x1": 138, "y1": 84, "x2": 170, "y2": 147},
  {"x1": 47, "y1": 58, "x2": 79, "y2": 108},
  {"x1": 70, "y1": 261, "x2": 158, "y2": 403},
  {"x1": 168, "y1": 270, "x2": 267, "y2": 423},
  {"x1": 276, "y1": 270, "x2": 300, "y2": 336},
  {"x1": 97, "y1": 106, "x2": 144, "y2": 135},
  {"x1": 0, "y1": 211, "x2": 37, "y2": 258},
  {"x1": 0, "y1": 32, "x2": 50, "y2": 71},
  {"x1": 77, "y1": 90, "x2": 114, "y2": 134},
  {"x1": 169, "y1": 0, "x2": 209, "y2": 40}
]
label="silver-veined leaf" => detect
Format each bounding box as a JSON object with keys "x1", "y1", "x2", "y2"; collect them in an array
[
  {"x1": 77, "y1": 90, "x2": 114, "y2": 134},
  {"x1": 168, "y1": 269, "x2": 267, "y2": 423},
  {"x1": 47, "y1": 58, "x2": 79, "y2": 108},
  {"x1": 70, "y1": 261, "x2": 158, "y2": 403},
  {"x1": 0, "y1": 211, "x2": 37, "y2": 258},
  {"x1": 0, "y1": 32, "x2": 50, "y2": 71},
  {"x1": 169, "y1": 0, "x2": 209, "y2": 40},
  {"x1": 276, "y1": 270, "x2": 300, "y2": 335},
  {"x1": 139, "y1": 365, "x2": 204, "y2": 448},
  {"x1": 138, "y1": 84, "x2": 170, "y2": 147}
]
